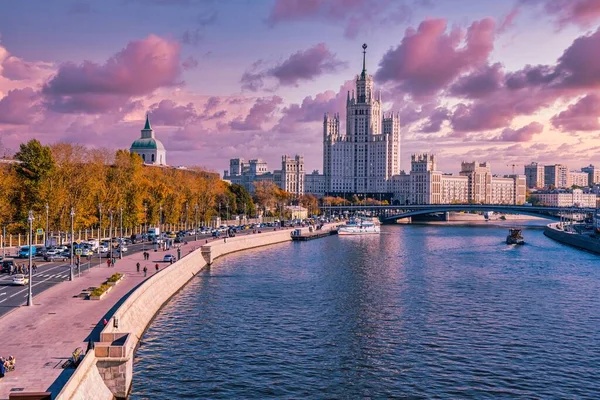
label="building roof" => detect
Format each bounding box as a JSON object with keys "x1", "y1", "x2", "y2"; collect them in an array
[{"x1": 130, "y1": 137, "x2": 165, "y2": 151}]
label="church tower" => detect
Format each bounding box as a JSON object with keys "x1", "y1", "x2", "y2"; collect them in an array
[{"x1": 130, "y1": 115, "x2": 167, "y2": 165}]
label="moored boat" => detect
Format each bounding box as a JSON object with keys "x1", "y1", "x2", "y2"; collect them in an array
[
  {"x1": 506, "y1": 228, "x2": 525, "y2": 245},
  {"x1": 338, "y1": 218, "x2": 380, "y2": 235}
]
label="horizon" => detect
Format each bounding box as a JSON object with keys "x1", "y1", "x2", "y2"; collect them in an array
[{"x1": 1, "y1": 0, "x2": 600, "y2": 175}]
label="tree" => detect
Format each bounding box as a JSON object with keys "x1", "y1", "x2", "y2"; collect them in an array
[
  {"x1": 229, "y1": 184, "x2": 255, "y2": 216},
  {"x1": 254, "y1": 181, "x2": 279, "y2": 212}
]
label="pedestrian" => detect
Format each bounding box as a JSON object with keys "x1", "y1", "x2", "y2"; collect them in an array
[
  {"x1": 102, "y1": 318, "x2": 108, "y2": 326},
  {"x1": 136, "y1": 262, "x2": 140, "y2": 273},
  {"x1": 143, "y1": 266, "x2": 147, "y2": 277},
  {"x1": 111, "y1": 257, "x2": 116, "y2": 267},
  {"x1": 32, "y1": 263, "x2": 37, "y2": 274},
  {"x1": 155, "y1": 263, "x2": 159, "y2": 273},
  {"x1": 107, "y1": 258, "x2": 112, "y2": 268}
]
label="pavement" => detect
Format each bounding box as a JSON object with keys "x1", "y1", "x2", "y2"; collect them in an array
[{"x1": 0, "y1": 238, "x2": 203, "y2": 399}]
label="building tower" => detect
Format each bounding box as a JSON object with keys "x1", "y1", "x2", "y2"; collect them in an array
[
  {"x1": 323, "y1": 44, "x2": 401, "y2": 197},
  {"x1": 130, "y1": 115, "x2": 167, "y2": 165}
]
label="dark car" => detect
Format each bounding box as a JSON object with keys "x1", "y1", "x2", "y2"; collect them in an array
[
  {"x1": 1, "y1": 259, "x2": 16, "y2": 273},
  {"x1": 130, "y1": 234, "x2": 144, "y2": 244}
]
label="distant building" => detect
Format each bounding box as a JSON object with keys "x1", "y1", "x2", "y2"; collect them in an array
[
  {"x1": 581, "y1": 165, "x2": 600, "y2": 185},
  {"x1": 568, "y1": 171, "x2": 589, "y2": 188},
  {"x1": 285, "y1": 205, "x2": 308, "y2": 220},
  {"x1": 524, "y1": 162, "x2": 545, "y2": 189},
  {"x1": 281, "y1": 155, "x2": 304, "y2": 197},
  {"x1": 323, "y1": 44, "x2": 400, "y2": 196},
  {"x1": 544, "y1": 164, "x2": 568, "y2": 188},
  {"x1": 530, "y1": 189, "x2": 596, "y2": 208},
  {"x1": 130, "y1": 115, "x2": 167, "y2": 165},
  {"x1": 460, "y1": 161, "x2": 492, "y2": 203},
  {"x1": 305, "y1": 170, "x2": 326, "y2": 197}
]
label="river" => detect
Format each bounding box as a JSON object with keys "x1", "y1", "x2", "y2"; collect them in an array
[{"x1": 131, "y1": 220, "x2": 600, "y2": 399}]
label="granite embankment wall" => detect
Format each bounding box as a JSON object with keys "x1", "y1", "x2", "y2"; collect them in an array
[
  {"x1": 56, "y1": 228, "x2": 300, "y2": 400},
  {"x1": 544, "y1": 223, "x2": 600, "y2": 255}
]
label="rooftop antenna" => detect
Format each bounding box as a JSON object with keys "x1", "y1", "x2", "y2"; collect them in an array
[{"x1": 361, "y1": 43, "x2": 367, "y2": 78}]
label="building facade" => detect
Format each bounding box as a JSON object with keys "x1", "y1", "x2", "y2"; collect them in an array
[
  {"x1": 460, "y1": 161, "x2": 492, "y2": 203},
  {"x1": 530, "y1": 189, "x2": 596, "y2": 208},
  {"x1": 130, "y1": 115, "x2": 167, "y2": 165},
  {"x1": 568, "y1": 171, "x2": 589, "y2": 188},
  {"x1": 305, "y1": 170, "x2": 326, "y2": 197},
  {"x1": 323, "y1": 44, "x2": 400, "y2": 196},
  {"x1": 223, "y1": 155, "x2": 305, "y2": 195},
  {"x1": 544, "y1": 164, "x2": 568, "y2": 188},
  {"x1": 581, "y1": 165, "x2": 600, "y2": 185},
  {"x1": 524, "y1": 162, "x2": 545, "y2": 189},
  {"x1": 281, "y1": 155, "x2": 304, "y2": 197}
]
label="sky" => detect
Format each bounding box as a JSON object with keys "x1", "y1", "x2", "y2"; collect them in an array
[{"x1": 0, "y1": 0, "x2": 600, "y2": 175}]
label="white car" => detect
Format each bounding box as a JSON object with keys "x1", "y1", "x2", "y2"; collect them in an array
[
  {"x1": 13, "y1": 274, "x2": 29, "y2": 286},
  {"x1": 118, "y1": 246, "x2": 128, "y2": 253},
  {"x1": 45, "y1": 248, "x2": 61, "y2": 256},
  {"x1": 99, "y1": 245, "x2": 109, "y2": 253}
]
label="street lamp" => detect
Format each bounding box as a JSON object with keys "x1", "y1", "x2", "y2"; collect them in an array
[
  {"x1": 27, "y1": 210, "x2": 34, "y2": 306},
  {"x1": 98, "y1": 203, "x2": 103, "y2": 259},
  {"x1": 218, "y1": 202, "x2": 222, "y2": 225},
  {"x1": 119, "y1": 207, "x2": 123, "y2": 259},
  {"x1": 159, "y1": 205, "x2": 163, "y2": 230},
  {"x1": 109, "y1": 210, "x2": 114, "y2": 261},
  {"x1": 45, "y1": 203, "x2": 49, "y2": 246},
  {"x1": 185, "y1": 203, "x2": 189, "y2": 231},
  {"x1": 70, "y1": 207, "x2": 74, "y2": 281},
  {"x1": 144, "y1": 204, "x2": 147, "y2": 234},
  {"x1": 194, "y1": 204, "x2": 198, "y2": 241},
  {"x1": 226, "y1": 203, "x2": 229, "y2": 224}
]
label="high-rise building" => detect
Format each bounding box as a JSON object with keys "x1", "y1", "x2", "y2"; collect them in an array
[
  {"x1": 544, "y1": 164, "x2": 568, "y2": 188},
  {"x1": 524, "y1": 162, "x2": 545, "y2": 189},
  {"x1": 460, "y1": 161, "x2": 492, "y2": 203},
  {"x1": 581, "y1": 165, "x2": 600, "y2": 185},
  {"x1": 305, "y1": 170, "x2": 326, "y2": 197},
  {"x1": 281, "y1": 155, "x2": 304, "y2": 197},
  {"x1": 323, "y1": 44, "x2": 400, "y2": 196},
  {"x1": 568, "y1": 171, "x2": 589, "y2": 188}
]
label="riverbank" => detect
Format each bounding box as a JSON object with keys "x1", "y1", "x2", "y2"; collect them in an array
[
  {"x1": 55, "y1": 225, "x2": 340, "y2": 399},
  {"x1": 543, "y1": 223, "x2": 600, "y2": 255}
]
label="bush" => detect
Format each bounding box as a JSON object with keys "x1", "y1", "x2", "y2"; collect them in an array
[
  {"x1": 106, "y1": 273, "x2": 123, "y2": 283},
  {"x1": 90, "y1": 284, "x2": 111, "y2": 297}
]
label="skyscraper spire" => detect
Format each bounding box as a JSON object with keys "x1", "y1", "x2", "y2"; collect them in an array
[
  {"x1": 361, "y1": 43, "x2": 367, "y2": 79},
  {"x1": 144, "y1": 113, "x2": 152, "y2": 130}
]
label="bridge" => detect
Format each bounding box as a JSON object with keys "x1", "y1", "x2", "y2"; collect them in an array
[{"x1": 323, "y1": 204, "x2": 597, "y2": 223}]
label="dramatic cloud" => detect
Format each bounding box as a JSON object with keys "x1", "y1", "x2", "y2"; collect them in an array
[
  {"x1": 0, "y1": 45, "x2": 53, "y2": 81},
  {"x1": 230, "y1": 96, "x2": 283, "y2": 131},
  {"x1": 450, "y1": 63, "x2": 503, "y2": 99},
  {"x1": 498, "y1": 121, "x2": 544, "y2": 142},
  {"x1": 522, "y1": 0, "x2": 600, "y2": 28},
  {"x1": 375, "y1": 18, "x2": 495, "y2": 97},
  {"x1": 551, "y1": 94, "x2": 600, "y2": 132},
  {"x1": 42, "y1": 35, "x2": 182, "y2": 113},
  {"x1": 0, "y1": 87, "x2": 40, "y2": 125},
  {"x1": 241, "y1": 43, "x2": 346, "y2": 91},
  {"x1": 149, "y1": 99, "x2": 199, "y2": 126},
  {"x1": 420, "y1": 107, "x2": 450, "y2": 133}
]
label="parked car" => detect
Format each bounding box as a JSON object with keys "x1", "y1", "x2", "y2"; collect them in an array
[
  {"x1": 45, "y1": 253, "x2": 68, "y2": 262},
  {"x1": 81, "y1": 248, "x2": 94, "y2": 257},
  {"x1": 18, "y1": 245, "x2": 37, "y2": 259},
  {"x1": 12, "y1": 274, "x2": 29, "y2": 286},
  {"x1": 163, "y1": 254, "x2": 175, "y2": 263},
  {"x1": 1, "y1": 259, "x2": 15, "y2": 273},
  {"x1": 118, "y1": 246, "x2": 128, "y2": 253},
  {"x1": 99, "y1": 245, "x2": 109, "y2": 254}
]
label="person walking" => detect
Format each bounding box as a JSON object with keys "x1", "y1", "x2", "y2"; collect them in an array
[
  {"x1": 136, "y1": 262, "x2": 140, "y2": 273},
  {"x1": 143, "y1": 266, "x2": 147, "y2": 277},
  {"x1": 107, "y1": 258, "x2": 112, "y2": 268},
  {"x1": 32, "y1": 263, "x2": 37, "y2": 274},
  {"x1": 111, "y1": 257, "x2": 116, "y2": 267},
  {"x1": 155, "y1": 263, "x2": 159, "y2": 273}
]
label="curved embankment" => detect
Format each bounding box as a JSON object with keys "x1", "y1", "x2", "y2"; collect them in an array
[
  {"x1": 55, "y1": 228, "x2": 308, "y2": 400},
  {"x1": 544, "y1": 223, "x2": 600, "y2": 255}
]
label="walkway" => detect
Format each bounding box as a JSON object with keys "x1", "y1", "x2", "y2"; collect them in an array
[{"x1": 0, "y1": 241, "x2": 201, "y2": 399}]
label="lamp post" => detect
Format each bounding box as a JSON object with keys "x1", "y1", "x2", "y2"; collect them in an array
[
  {"x1": 98, "y1": 203, "x2": 102, "y2": 260},
  {"x1": 27, "y1": 210, "x2": 34, "y2": 307},
  {"x1": 109, "y1": 210, "x2": 113, "y2": 261},
  {"x1": 185, "y1": 203, "x2": 189, "y2": 232},
  {"x1": 45, "y1": 203, "x2": 49, "y2": 246},
  {"x1": 119, "y1": 207, "x2": 123, "y2": 259},
  {"x1": 194, "y1": 204, "x2": 198, "y2": 241},
  {"x1": 2, "y1": 224, "x2": 5, "y2": 259},
  {"x1": 143, "y1": 204, "x2": 147, "y2": 252},
  {"x1": 218, "y1": 203, "x2": 222, "y2": 226},
  {"x1": 159, "y1": 205, "x2": 163, "y2": 231},
  {"x1": 69, "y1": 207, "x2": 74, "y2": 281},
  {"x1": 226, "y1": 203, "x2": 229, "y2": 225}
]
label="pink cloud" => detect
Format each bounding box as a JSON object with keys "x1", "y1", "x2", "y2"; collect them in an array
[
  {"x1": 229, "y1": 96, "x2": 283, "y2": 131},
  {"x1": 42, "y1": 35, "x2": 182, "y2": 113},
  {"x1": 149, "y1": 99, "x2": 199, "y2": 126},
  {"x1": 1, "y1": 55, "x2": 53, "y2": 81},
  {"x1": 0, "y1": 87, "x2": 40, "y2": 125},
  {"x1": 450, "y1": 63, "x2": 504, "y2": 99},
  {"x1": 551, "y1": 94, "x2": 600, "y2": 131},
  {"x1": 241, "y1": 43, "x2": 346, "y2": 91},
  {"x1": 498, "y1": 121, "x2": 544, "y2": 142},
  {"x1": 375, "y1": 18, "x2": 495, "y2": 97},
  {"x1": 522, "y1": 0, "x2": 600, "y2": 28},
  {"x1": 498, "y1": 7, "x2": 519, "y2": 33}
]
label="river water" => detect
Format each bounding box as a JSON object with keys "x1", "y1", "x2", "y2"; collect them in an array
[{"x1": 131, "y1": 221, "x2": 600, "y2": 399}]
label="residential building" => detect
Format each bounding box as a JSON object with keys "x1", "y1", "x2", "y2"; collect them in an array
[
  {"x1": 305, "y1": 170, "x2": 326, "y2": 197},
  {"x1": 491, "y1": 175, "x2": 526, "y2": 205},
  {"x1": 441, "y1": 174, "x2": 469, "y2": 204},
  {"x1": 568, "y1": 171, "x2": 589, "y2": 188},
  {"x1": 530, "y1": 189, "x2": 597, "y2": 208},
  {"x1": 460, "y1": 161, "x2": 492, "y2": 203},
  {"x1": 130, "y1": 115, "x2": 167, "y2": 165},
  {"x1": 323, "y1": 44, "x2": 400, "y2": 196},
  {"x1": 285, "y1": 205, "x2": 308, "y2": 220},
  {"x1": 524, "y1": 162, "x2": 545, "y2": 189},
  {"x1": 281, "y1": 155, "x2": 304, "y2": 197},
  {"x1": 544, "y1": 164, "x2": 568, "y2": 188},
  {"x1": 581, "y1": 165, "x2": 600, "y2": 185}
]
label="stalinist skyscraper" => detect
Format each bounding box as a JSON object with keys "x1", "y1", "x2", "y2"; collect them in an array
[{"x1": 322, "y1": 44, "x2": 400, "y2": 197}]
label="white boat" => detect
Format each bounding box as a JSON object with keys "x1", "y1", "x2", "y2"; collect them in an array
[{"x1": 338, "y1": 218, "x2": 380, "y2": 235}]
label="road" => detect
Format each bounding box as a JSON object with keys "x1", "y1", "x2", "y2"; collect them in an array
[{"x1": 0, "y1": 227, "x2": 283, "y2": 318}]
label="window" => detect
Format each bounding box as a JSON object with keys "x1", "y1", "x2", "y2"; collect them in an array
[
  {"x1": 142, "y1": 154, "x2": 146, "y2": 161},
  {"x1": 151, "y1": 154, "x2": 155, "y2": 162}
]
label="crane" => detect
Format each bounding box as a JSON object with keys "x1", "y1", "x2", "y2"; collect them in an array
[{"x1": 506, "y1": 163, "x2": 521, "y2": 174}]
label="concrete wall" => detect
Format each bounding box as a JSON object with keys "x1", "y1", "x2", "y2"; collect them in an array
[
  {"x1": 57, "y1": 228, "x2": 300, "y2": 400},
  {"x1": 544, "y1": 223, "x2": 600, "y2": 255}
]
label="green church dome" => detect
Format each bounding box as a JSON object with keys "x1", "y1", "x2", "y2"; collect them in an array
[{"x1": 130, "y1": 138, "x2": 165, "y2": 150}]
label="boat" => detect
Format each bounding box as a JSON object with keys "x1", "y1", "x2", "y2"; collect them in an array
[
  {"x1": 506, "y1": 228, "x2": 525, "y2": 245},
  {"x1": 338, "y1": 218, "x2": 380, "y2": 235}
]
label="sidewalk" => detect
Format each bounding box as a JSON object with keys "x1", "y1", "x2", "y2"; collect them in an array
[{"x1": 0, "y1": 241, "x2": 200, "y2": 399}]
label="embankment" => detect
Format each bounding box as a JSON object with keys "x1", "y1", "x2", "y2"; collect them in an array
[
  {"x1": 55, "y1": 228, "x2": 307, "y2": 400},
  {"x1": 544, "y1": 223, "x2": 600, "y2": 255}
]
